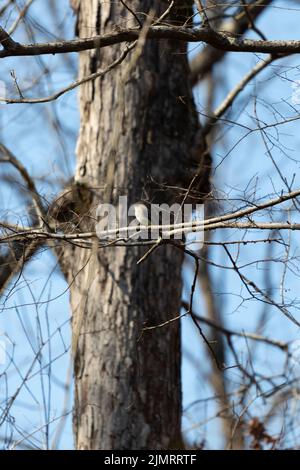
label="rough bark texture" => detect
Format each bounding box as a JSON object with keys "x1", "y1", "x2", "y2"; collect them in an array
[{"x1": 60, "y1": 0, "x2": 209, "y2": 450}]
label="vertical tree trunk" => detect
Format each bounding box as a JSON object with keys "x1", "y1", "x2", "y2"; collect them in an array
[{"x1": 62, "y1": 0, "x2": 208, "y2": 449}]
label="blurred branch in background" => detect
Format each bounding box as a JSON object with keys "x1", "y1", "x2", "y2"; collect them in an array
[
  {"x1": 1, "y1": 0, "x2": 300, "y2": 450},
  {"x1": 190, "y1": 0, "x2": 274, "y2": 84}
]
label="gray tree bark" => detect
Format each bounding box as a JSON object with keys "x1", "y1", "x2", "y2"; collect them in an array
[{"x1": 60, "y1": 0, "x2": 210, "y2": 450}]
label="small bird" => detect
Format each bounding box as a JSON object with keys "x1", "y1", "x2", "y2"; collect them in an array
[{"x1": 133, "y1": 202, "x2": 149, "y2": 226}]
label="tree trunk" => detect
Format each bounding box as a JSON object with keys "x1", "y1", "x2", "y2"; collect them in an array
[{"x1": 61, "y1": 0, "x2": 209, "y2": 450}]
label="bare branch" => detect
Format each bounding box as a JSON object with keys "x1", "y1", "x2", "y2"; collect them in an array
[
  {"x1": 8, "y1": 0, "x2": 34, "y2": 36},
  {"x1": 195, "y1": 0, "x2": 210, "y2": 26},
  {"x1": 182, "y1": 301, "x2": 288, "y2": 351},
  {"x1": 120, "y1": 0, "x2": 142, "y2": 28},
  {"x1": 0, "y1": 25, "x2": 20, "y2": 51},
  {"x1": 0, "y1": 42, "x2": 136, "y2": 104},
  {"x1": 0, "y1": 240, "x2": 42, "y2": 296},
  {"x1": 0, "y1": 143, "x2": 45, "y2": 224},
  {"x1": 241, "y1": 0, "x2": 267, "y2": 40},
  {"x1": 0, "y1": 23, "x2": 299, "y2": 60},
  {"x1": 202, "y1": 55, "x2": 276, "y2": 136},
  {"x1": 153, "y1": 1, "x2": 175, "y2": 26}
]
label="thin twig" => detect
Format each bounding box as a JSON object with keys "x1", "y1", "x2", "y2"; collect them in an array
[
  {"x1": 120, "y1": 0, "x2": 142, "y2": 28},
  {"x1": 1, "y1": 42, "x2": 136, "y2": 104}
]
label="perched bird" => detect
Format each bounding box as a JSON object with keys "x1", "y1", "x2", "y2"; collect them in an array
[{"x1": 133, "y1": 202, "x2": 150, "y2": 226}]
